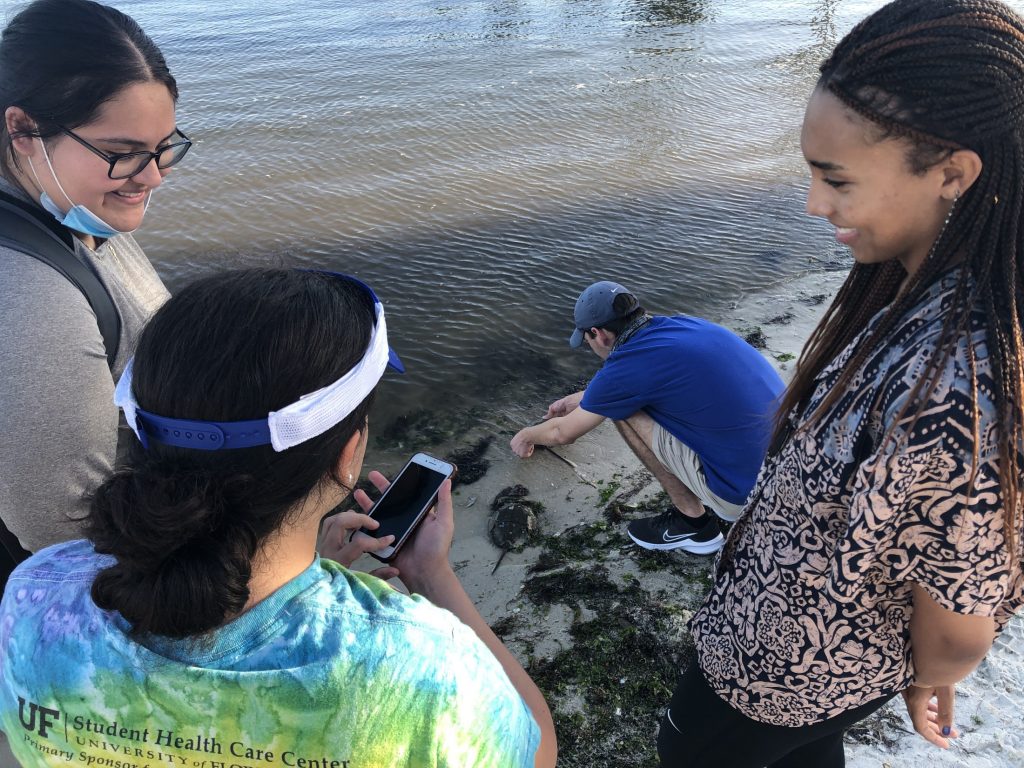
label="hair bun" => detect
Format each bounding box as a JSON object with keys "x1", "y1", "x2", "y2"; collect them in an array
[{"x1": 88, "y1": 468, "x2": 256, "y2": 637}]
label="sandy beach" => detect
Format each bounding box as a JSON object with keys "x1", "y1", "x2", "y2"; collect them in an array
[{"x1": 354, "y1": 266, "x2": 1024, "y2": 768}]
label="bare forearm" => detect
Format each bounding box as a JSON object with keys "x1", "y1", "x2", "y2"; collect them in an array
[
  {"x1": 522, "y1": 421, "x2": 572, "y2": 447},
  {"x1": 404, "y1": 567, "x2": 557, "y2": 767}
]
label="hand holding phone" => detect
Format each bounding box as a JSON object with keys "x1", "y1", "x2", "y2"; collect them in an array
[
  {"x1": 319, "y1": 510, "x2": 400, "y2": 579},
  {"x1": 353, "y1": 453, "x2": 456, "y2": 562}
]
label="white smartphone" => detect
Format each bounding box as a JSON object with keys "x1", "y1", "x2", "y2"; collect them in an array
[{"x1": 358, "y1": 452, "x2": 456, "y2": 562}]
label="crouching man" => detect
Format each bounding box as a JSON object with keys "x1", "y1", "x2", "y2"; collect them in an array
[{"x1": 511, "y1": 281, "x2": 783, "y2": 554}]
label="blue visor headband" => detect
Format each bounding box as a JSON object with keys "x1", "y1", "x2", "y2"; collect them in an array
[{"x1": 114, "y1": 271, "x2": 404, "y2": 452}]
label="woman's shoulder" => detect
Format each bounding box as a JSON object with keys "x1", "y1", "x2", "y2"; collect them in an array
[
  {"x1": 0, "y1": 245, "x2": 101, "y2": 340},
  {"x1": 882, "y1": 269, "x2": 990, "y2": 374},
  {"x1": 0, "y1": 248, "x2": 109, "y2": 379},
  {"x1": 872, "y1": 274, "x2": 999, "y2": 453},
  {"x1": 0, "y1": 243, "x2": 95, "y2": 306},
  {"x1": 8, "y1": 539, "x2": 108, "y2": 585},
  {"x1": 1, "y1": 541, "x2": 108, "y2": 622},
  {"x1": 314, "y1": 564, "x2": 502, "y2": 667},
  {"x1": 319, "y1": 563, "x2": 473, "y2": 634}
]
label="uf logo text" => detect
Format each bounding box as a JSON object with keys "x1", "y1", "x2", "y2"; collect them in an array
[{"x1": 18, "y1": 697, "x2": 60, "y2": 738}]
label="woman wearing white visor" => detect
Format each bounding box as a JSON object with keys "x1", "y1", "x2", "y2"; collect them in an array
[{"x1": 0, "y1": 269, "x2": 556, "y2": 768}]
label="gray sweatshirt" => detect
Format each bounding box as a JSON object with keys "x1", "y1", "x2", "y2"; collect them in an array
[{"x1": 0, "y1": 178, "x2": 169, "y2": 551}]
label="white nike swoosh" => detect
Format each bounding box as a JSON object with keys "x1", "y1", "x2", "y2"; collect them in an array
[
  {"x1": 666, "y1": 708, "x2": 683, "y2": 734},
  {"x1": 662, "y1": 531, "x2": 696, "y2": 542}
]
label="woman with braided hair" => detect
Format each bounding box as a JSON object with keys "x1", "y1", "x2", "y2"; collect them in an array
[{"x1": 659, "y1": 1, "x2": 1024, "y2": 766}]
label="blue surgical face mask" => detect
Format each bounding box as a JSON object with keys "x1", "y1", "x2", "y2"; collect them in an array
[{"x1": 28, "y1": 139, "x2": 148, "y2": 239}]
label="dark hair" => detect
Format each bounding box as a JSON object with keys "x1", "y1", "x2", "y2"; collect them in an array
[
  {"x1": 778, "y1": 0, "x2": 1024, "y2": 550},
  {"x1": 86, "y1": 269, "x2": 378, "y2": 638},
  {"x1": 593, "y1": 293, "x2": 645, "y2": 337},
  {"x1": 0, "y1": 0, "x2": 178, "y2": 179}
]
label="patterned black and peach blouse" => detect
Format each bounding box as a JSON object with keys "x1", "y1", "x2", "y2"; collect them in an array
[{"x1": 691, "y1": 267, "x2": 1024, "y2": 727}]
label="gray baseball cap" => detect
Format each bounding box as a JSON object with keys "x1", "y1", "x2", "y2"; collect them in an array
[{"x1": 569, "y1": 281, "x2": 640, "y2": 348}]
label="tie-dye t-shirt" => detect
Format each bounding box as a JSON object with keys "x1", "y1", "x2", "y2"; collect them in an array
[{"x1": 0, "y1": 540, "x2": 540, "y2": 768}]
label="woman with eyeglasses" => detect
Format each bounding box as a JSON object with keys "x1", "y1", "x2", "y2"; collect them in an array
[
  {"x1": 0, "y1": 268, "x2": 557, "y2": 768},
  {"x1": 0, "y1": 0, "x2": 189, "y2": 574}
]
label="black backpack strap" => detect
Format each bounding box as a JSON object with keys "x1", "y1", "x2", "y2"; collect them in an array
[
  {"x1": 0, "y1": 519, "x2": 32, "y2": 592},
  {"x1": 0, "y1": 194, "x2": 121, "y2": 582},
  {"x1": 0, "y1": 193, "x2": 121, "y2": 366}
]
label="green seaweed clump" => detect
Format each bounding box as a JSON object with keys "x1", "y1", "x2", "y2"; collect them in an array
[
  {"x1": 742, "y1": 326, "x2": 768, "y2": 349},
  {"x1": 530, "y1": 521, "x2": 615, "y2": 572},
  {"x1": 523, "y1": 564, "x2": 615, "y2": 608},
  {"x1": 523, "y1": 567, "x2": 693, "y2": 767},
  {"x1": 489, "y1": 612, "x2": 524, "y2": 640},
  {"x1": 595, "y1": 475, "x2": 622, "y2": 504},
  {"x1": 491, "y1": 486, "x2": 724, "y2": 766},
  {"x1": 446, "y1": 436, "x2": 493, "y2": 486}
]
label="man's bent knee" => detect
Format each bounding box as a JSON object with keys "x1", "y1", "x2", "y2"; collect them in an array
[{"x1": 620, "y1": 411, "x2": 655, "y2": 444}]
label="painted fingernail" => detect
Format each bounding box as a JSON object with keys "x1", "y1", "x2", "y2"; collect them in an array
[{"x1": 941, "y1": 726, "x2": 951, "y2": 737}]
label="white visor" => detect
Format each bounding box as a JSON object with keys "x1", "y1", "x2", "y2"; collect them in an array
[{"x1": 114, "y1": 297, "x2": 398, "y2": 452}]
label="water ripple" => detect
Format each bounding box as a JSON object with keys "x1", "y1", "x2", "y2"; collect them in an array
[{"x1": 0, "y1": 0, "x2": 944, "y2": 436}]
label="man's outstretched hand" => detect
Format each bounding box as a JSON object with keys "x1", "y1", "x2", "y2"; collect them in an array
[{"x1": 510, "y1": 428, "x2": 536, "y2": 458}]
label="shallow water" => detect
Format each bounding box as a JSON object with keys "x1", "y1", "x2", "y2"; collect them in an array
[{"x1": 6, "y1": 0, "x2": 1018, "y2": 445}]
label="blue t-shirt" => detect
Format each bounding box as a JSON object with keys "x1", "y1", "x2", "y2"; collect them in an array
[
  {"x1": 580, "y1": 316, "x2": 783, "y2": 504},
  {"x1": 0, "y1": 540, "x2": 539, "y2": 768}
]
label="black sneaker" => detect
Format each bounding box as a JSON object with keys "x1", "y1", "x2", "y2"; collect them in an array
[{"x1": 626, "y1": 507, "x2": 724, "y2": 554}]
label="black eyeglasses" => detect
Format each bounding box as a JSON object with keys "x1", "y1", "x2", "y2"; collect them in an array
[{"x1": 58, "y1": 125, "x2": 193, "y2": 180}]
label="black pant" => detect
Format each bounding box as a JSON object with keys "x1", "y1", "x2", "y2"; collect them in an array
[{"x1": 657, "y1": 659, "x2": 896, "y2": 768}]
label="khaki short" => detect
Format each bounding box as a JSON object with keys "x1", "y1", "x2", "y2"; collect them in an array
[{"x1": 650, "y1": 421, "x2": 745, "y2": 522}]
